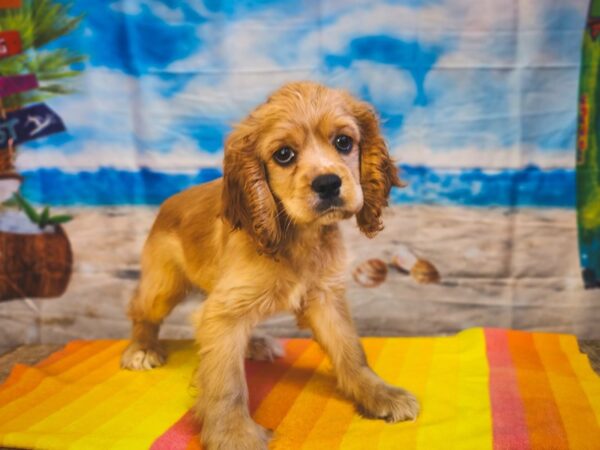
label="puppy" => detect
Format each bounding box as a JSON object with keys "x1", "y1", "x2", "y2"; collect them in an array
[{"x1": 121, "y1": 81, "x2": 419, "y2": 450}]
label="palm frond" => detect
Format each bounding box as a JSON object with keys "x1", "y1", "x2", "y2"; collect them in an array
[{"x1": 0, "y1": 0, "x2": 86, "y2": 109}]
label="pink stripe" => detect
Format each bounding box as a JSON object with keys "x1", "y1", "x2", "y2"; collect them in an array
[
  {"x1": 150, "y1": 339, "x2": 297, "y2": 450},
  {"x1": 150, "y1": 410, "x2": 200, "y2": 450},
  {"x1": 485, "y1": 328, "x2": 531, "y2": 450}
]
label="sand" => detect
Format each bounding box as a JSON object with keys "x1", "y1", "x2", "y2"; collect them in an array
[{"x1": 1, "y1": 204, "x2": 598, "y2": 353}]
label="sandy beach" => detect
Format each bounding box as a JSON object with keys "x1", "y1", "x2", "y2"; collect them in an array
[{"x1": 1, "y1": 204, "x2": 598, "y2": 353}]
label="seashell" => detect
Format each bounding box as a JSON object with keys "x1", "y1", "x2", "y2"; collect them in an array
[
  {"x1": 410, "y1": 259, "x2": 441, "y2": 284},
  {"x1": 391, "y1": 244, "x2": 441, "y2": 284},
  {"x1": 390, "y1": 244, "x2": 418, "y2": 274},
  {"x1": 353, "y1": 258, "x2": 388, "y2": 288}
]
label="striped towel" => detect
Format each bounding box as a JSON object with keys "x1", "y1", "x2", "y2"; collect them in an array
[{"x1": 0, "y1": 328, "x2": 599, "y2": 449}]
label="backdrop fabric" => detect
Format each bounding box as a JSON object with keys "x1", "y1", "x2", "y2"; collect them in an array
[{"x1": 0, "y1": 0, "x2": 598, "y2": 351}]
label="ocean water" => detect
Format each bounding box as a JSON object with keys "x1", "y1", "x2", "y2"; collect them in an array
[{"x1": 20, "y1": 165, "x2": 575, "y2": 208}]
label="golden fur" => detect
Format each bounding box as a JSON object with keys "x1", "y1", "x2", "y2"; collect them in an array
[{"x1": 121, "y1": 81, "x2": 418, "y2": 450}]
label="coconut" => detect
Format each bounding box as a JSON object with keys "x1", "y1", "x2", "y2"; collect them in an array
[
  {"x1": 0, "y1": 210, "x2": 55, "y2": 234},
  {"x1": 0, "y1": 173, "x2": 22, "y2": 203}
]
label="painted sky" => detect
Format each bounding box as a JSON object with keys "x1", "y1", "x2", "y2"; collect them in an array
[{"x1": 16, "y1": 0, "x2": 588, "y2": 171}]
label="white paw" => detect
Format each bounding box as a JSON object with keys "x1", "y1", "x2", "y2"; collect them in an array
[
  {"x1": 245, "y1": 334, "x2": 284, "y2": 362},
  {"x1": 356, "y1": 383, "x2": 420, "y2": 423},
  {"x1": 120, "y1": 343, "x2": 166, "y2": 370}
]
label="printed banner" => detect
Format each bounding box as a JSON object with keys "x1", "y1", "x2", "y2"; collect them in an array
[
  {"x1": 0, "y1": 103, "x2": 65, "y2": 147},
  {"x1": 0, "y1": 31, "x2": 22, "y2": 59},
  {"x1": 0, "y1": 74, "x2": 38, "y2": 97},
  {"x1": 577, "y1": 0, "x2": 600, "y2": 289},
  {"x1": 0, "y1": 0, "x2": 21, "y2": 8}
]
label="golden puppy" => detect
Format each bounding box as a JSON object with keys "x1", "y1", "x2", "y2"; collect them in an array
[{"x1": 121, "y1": 81, "x2": 419, "y2": 450}]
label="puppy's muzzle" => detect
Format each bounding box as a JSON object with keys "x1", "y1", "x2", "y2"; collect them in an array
[
  {"x1": 312, "y1": 173, "x2": 344, "y2": 212},
  {"x1": 312, "y1": 173, "x2": 341, "y2": 199}
]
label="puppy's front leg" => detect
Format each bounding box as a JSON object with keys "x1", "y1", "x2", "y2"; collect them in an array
[
  {"x1": 194, "y1": 292, "x2": 270, "y2": 450},
  {"x1": 301, "y1": 290, "x2": 419, "y2": 422}
]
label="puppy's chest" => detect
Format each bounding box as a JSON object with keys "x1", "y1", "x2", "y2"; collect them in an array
[{"x1": 278, "y1": 254, "x2": 344, "y2": 312}]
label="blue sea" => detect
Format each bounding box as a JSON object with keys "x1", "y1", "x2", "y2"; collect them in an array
[{"x1": 20, "y1": 165, "x2": 575, "y2": 208}]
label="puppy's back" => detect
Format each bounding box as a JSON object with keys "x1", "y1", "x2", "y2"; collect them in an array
[{"x1": 146, "y1": 178, "x2": 226, "y2": 292}]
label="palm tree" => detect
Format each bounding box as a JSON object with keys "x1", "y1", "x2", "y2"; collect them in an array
[
  {"x1": 0, "y1": 0, "x2": 85, "y2": 111},
  {"x1": 0, "y1": 0, "x2": 84, "y2": 206}
]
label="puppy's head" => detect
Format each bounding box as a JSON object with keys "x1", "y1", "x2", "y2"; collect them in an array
[{"x1": 222, "y1": 81, "x2": 403, "y2": 255}]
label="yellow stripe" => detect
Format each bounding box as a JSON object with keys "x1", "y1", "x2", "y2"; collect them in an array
[
  {"x1": 415, "y1": 334, "x2": 460, "y2": 449},
  {"x1": 377, "y1": 337, "x2": 436, "y2": 449},
  {"x1": 301, "y1": 338, "x2": 389, "y2": 450},
  {"x1": 454, "y1": 328, "x2": 492, "y2": 450},
  {"x1": 65, "y1": 341, "x2": 197, "y2": 450}
]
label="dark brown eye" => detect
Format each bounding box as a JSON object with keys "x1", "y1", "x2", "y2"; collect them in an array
[
  {"x1": 334, "y1": 135, "x2": 353, "y2": 154},
  {"x1": 273, "y1": 147, "x2": 295, "y2": 165}
]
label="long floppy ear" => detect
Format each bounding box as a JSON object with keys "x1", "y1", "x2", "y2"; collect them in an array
[
  {"x1": 221, "y1": 123, "x2": 283, "y2": 255},
  {"x1": 351, "y1": 99, "x2": 405, "y2": 238}
]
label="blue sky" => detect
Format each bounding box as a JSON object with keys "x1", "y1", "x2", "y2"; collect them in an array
[{"x1": 18, "y1": 0, "x2": 589, "y2": 170}]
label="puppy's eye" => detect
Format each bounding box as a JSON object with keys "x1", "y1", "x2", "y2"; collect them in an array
[
  {"x1": 273, "y1": 147, "x2": 296, "y2": 165},
  {"x1": 334, "y1": 135, "x2": 353, "y2": 154}
]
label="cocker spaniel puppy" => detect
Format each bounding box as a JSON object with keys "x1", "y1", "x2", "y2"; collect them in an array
[{"x1": 121, "y1": 81, "x2": 419, "y2": 450}]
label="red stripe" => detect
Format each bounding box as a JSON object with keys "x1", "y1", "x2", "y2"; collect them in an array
[
  {"x1": 485, "y1": 329, "x2": 530, "y2": 450},
  {"x1": 507, "y1": 330, "x2": 570, "y2": 450},
  {"x1": 151, "y1": 339, "x2": 311, "y2": 450},
  {"x1": 151, "y1": 410, "x2": 200, "y2": 450}
]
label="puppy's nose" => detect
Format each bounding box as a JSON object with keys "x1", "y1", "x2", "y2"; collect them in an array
[{"x1": 311, "y1": 174, "x2": 342, "y2": 199}]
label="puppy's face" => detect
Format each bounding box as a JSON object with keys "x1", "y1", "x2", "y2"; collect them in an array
[
  {"x1": 222, "y1": 82, "x2": 403, "y2": 254},
  {"x1": 257, "y1": 87, "x2": 364, "y2": 225}
]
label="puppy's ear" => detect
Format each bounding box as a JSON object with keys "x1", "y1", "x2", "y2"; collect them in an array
[
  {"x1": 221, "y1": 123, "x2": 283, "y2": 255},
  {"x1": 351, "y1": 99, "x2": 405, "y2": 238}
]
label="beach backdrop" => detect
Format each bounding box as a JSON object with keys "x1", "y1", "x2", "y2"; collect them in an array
[{"x1": 1, "y1": 0, "x2": 598, "y2": 352}]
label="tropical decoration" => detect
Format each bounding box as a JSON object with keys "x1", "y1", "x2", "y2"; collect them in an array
[
  {"x1": 0, "y1": 0, "x2": 84, "y2": 301},
  {"x1": 577, "y1": 0, "x2": 600, "y2": 289}
]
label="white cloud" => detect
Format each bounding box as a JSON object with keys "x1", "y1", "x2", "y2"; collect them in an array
[
  {"x1": 109, "y1": 0, "x2": 185, "y2": 22},
  {"x1": 109, "y1": 1, "x2": 142, "y2": 15},
  {"x1": 16, "y1": 139, "x2": 223, "y2": 171},
  {"x1": 27, "y1": 0, "x2": 585, "y2": 173},
  {"x1": 393, "y1": 144, "x2": 574, "y2": 169}
]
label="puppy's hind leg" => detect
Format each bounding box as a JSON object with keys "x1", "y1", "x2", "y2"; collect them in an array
[
  {"x1": 246, "y1": 331, "x2": 285, "y2": 362},
  {"x1": 121, "y1": 236, "x2": 188, "y2": 371}
]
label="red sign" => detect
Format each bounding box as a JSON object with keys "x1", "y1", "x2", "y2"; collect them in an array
[
  {"x1": 0, "y1": 31, "x2": 22, "y2": 59},
  {"x1": 577, "y1": 95, "x2": 589, "y2": 165},
  {"x1": 0, "y1": 0, "x2": 21, "y2": 8},
  {"x1": 589, "y1": 17, "x2": 600, "y2": 40},
  {"x1": 0, "y1": 74, "x2": 38, "y2": 97}
]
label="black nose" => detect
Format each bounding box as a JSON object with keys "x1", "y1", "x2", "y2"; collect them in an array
[{"x1": 311, "y1": 174, "x2": 342, "y2": 199}]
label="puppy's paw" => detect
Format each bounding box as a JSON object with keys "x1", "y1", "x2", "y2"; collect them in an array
[
  {"x1": 355, "y1": 383, "x2": 419, "y2": 423},
  {"x1": 246, "y1": 333, "x2": 284, "y2": 362},
  {"x1": 203, "y1": 420, "x2": 271, "y2": 450},
  {"x1": 120, "y1": 342, "x2": 166, "y2": 370}
]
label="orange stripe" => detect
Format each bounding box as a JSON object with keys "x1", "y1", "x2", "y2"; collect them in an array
[
  {"x1": 534, "y1": 333, "x2": 600, "y2": 449},
  {"x1": 0, "y1": 342, "x2": 89, "y2": 388},
  {"x1": 248, "y1": 339, "x2": 312, "y2": 413},
  {"x1": 298, "y1": 338, "x2": 389, "y2": 450},
  {"x1": 508, "y1": 331, "x2": 569, "y2": 449},
  {"x1": 37, "y1": 341, "x2": 91, "y2": 368},
  {"x1": 0, "y1": 341, "x2": 103, "y2": 406},
  {"x1": 253, "y1": 341, "x2": 326, "y2": 432},
  {"x1": 301, "y1": 338, "x2": 389, "y2": 450},
  {"x1": 0, "y1": 341, "x2": 126, "y2": 431}
]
